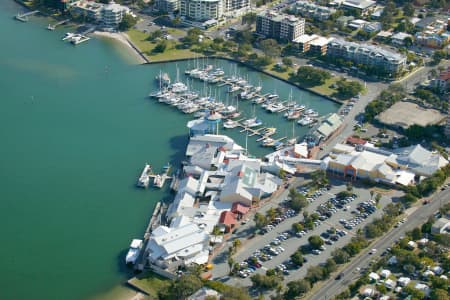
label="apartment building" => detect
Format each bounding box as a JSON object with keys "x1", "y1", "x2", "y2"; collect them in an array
[
  {"x1": 256, "y1": 11, "x2": 305, "y2": 42},
  {"x1": 180, "y1": 0, "x2": 223, "y2": 21},
  {"x1": 327, "y1": 39, "x2": 406, "y2": 74},
  {"x1": 155, "y1": 0, "x2": 179, "y2": 13},
  {"x1": 101, "y1": 1, "x2": 130, "y2": 28},
  {"x1": 292, "y1": 0, "x2": 336, "y2": 21},
  {"x1": 223, "y1": 0, "x2": 251, "y2": 17}
]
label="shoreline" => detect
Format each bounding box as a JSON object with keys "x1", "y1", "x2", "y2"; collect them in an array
[{"x1": 92, "y1": 31, "x2": 148, "y2": 64}]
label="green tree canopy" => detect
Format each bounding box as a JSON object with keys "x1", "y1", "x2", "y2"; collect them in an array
[
  {"x1": 308, "y1": 235, "x2": 324, "y2": 249},
  {"x1": 118, "y1": 14, "x2": 137, "y2": 31}
]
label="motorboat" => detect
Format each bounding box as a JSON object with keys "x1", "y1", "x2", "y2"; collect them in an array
[
  {"x1": 223, "y1": 119, "x2": 238, "y2": 129},
  {"x1": 126, "y1": 239, "x2": 143, "y2": 265},
  {"x1": 228, "y1": 85, "x2": 240, "y2": 93},
  {"x1": 262, "y1": 138, "x2": 275, "y2": 147},
  {"x1": 266, "y1": 102, "x2": 285, "y2": 113},
  {"x1": 243, "y1": 117, "x2": 263, "y2": 128},
  {"x1": 298, "y1": 116, "x2": 315, "y2": 126},
  {"x1": 263, "y1": 127, "x2": 277, "y2": 136},
  {"x1": 285, "y1": 110, "x2": 301, "y2": 120},
  {"x1": 62, "y1": 32, "x2": 75, "y2": 41}
]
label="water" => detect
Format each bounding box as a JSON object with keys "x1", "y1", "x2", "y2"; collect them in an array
[{"x1": 0, "y1": 2, "x2": 338, "y2": 299}]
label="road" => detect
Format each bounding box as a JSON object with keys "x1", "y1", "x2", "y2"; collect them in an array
[{"x1": 308, "y1": 188, "x2": 450, "y2": 300}]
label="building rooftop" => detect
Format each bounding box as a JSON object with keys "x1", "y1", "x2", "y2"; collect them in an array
[
  {"x1": 293, "y1": 34, "x2": 319, "y2": 44},
  {"x1": 329, "y1": 39, "x2": 406, "y2": 62},
  {"x1": 342, "y1": 0, "x2": 376, "y2": 10}
]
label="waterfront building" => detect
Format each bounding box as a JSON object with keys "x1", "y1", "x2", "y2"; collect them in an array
[
  {"x1": 327, "y1": 39, "x2": 406, "y2": 75},
  {"x1": 256, "y1": 11, "x2": 305, "y2": 42},
  {"x1": 292, "y1": 0, "x2": 336, "y2": 21},
  {"x1": 313, "y1": 113, "x2": 343, "y2": 141},
  {"x1": 71, "y1": 0, "x2": 104, "y2": 21},
  {"x1": 155, "y1": 0, "x2": 179, "y2": 13},
  {"x1": 324, "y1": 143, "x2": 448, "y2": 183},
  {"x1": 180, "y1": 0, "x2": 224, "y2": 22},
  {"x1": 100, "y1": 1, "x2": 131, "y2": 28},
  {"x1": 293, "y1": 34, "x2": 319, "y2": 53},
  {"x1": 341, "y1": 0, "x2": 376, "y2": 16},
  {"x1": 309, "y1": 36, "x2": 334, "y2": 55},
  {"x1": 222, "y1": 0, "x2": 251, "y2": 18},
  {"x1": 187, "y1": 112, "x2": 223, "y2": 136}
]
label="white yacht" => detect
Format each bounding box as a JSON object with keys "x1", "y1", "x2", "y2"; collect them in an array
[
  {"x1": 126, "y1": 239, "x2": 143, "y2": 265},
  {"x1": 266, "y1": 102, "x2": 285, "y2": 113},
  {"x1": 170, "y1": 82, "x2": 188, "y2": 93},
  {"x1": 243, "y1": 117, "x2": 263, "y2": 128},
  {"x1": 223, "y1": 119, "x2": 238, "y2": 129},
  {"x1": 298, "y1": 116, "x2": 315, "y2": 126}
]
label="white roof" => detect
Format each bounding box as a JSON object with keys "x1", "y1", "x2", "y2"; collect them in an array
[
  {"x1": 293, "y1": 34, "x2": 319, "y2": 44},
  {"x1": 294, "y1": 142, "x2": 309, "y2": 158},
  {"x1": 342, "y1": 0, "x2": 376, "y2": 9},
  {"x1": 380, "y1": 269, "x2": 391, "y2": 278},
  {"x1": 369, "y1": 272, "x2": 380, "y2": 280},
  {"x1": 310, "y1": 36, "x2": 333, "y2": 47},
  {"x1": 130, "y1": 239, "x2": 143, "y2": 248}
]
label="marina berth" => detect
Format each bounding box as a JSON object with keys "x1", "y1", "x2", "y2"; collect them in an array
[{"x1": 137, "y1": 164, "x2": 152, "y2": 188}]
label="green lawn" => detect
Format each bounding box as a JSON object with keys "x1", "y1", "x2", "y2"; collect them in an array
[
  {"x1": 309, "y1": 77, "x2": 340, "y2": 97},
  {"x1": 126, "y1": 29, "x2": 198, "y2": 61},
  {"x1": 128, "y1": 272, "x2": 170, "y2": 299}
]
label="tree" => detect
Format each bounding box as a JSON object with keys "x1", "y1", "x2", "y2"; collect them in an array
[
  {"x1": 404, "y1": 36, "x2": 413, "y2": 47},
  {"x1": 332, "y1": 249, "x2": 350, "y2": 264},
  {"x1": 403, "y1": 283, "x2": 425, "y2": 300},
  {"x1": 118, "y1": 14, "x2": 137, "y2": 31},
  {"x1": 430, "y1": 289, "x2": 449, "y2": 300},
  {"x1": 284, "y1": 279, "x2": 311, "y2": 299},
  {"x1": 254, "y1": 212, "x2": 268, "y2": 230},
  {"x1": 292, "y1": 222, "x2": 304, "y2": 233},
  {"x1": 159, "y1": 274, "x2": 203, "y2": 300},
  {"x1": 282, "y1": 57, "x2": 293, "y2": 67},
  {"x1": 227, "y1": 256, "x2": 234, "y2": 274},
  {"x1": 308, "y1": 235, "x2": 324, "y2": 249},
  {"x1": 232, "y1": 238, "x2": 241, "y2": 249},
  {"x1": 290, "y1": 251, "x2": 304, "y2": 266},
  {"x1": 346, "y1": 182, "x2": 353, "y2": 192},
  {"x1": 403, "y1": 3, "x2": 415, "y2": 17},
  {"x1": 250, "y1": 273, "x2": 282, "y2": 290},
  {"x1": 260, "y1": 39, "x2": 281, "y2": 58},
  {"x1": 336, "y1": 79, "x2": 364, "y2": 99},
  {"x1": 305, "y1": 266, "x2": 324, "y2": 284},
  {"x1": 290, "y1": 193, "x2": 308, "y2": 213},
  {"x1": 323, "y1": 258, "x2": 337, "y2": 275},
  {"x1": 375, "y1": 193, "x2": 382, "y2": 204},
  {"x1": 294, "y1": 66, "x2": 331, "y2": 86},
  {"x1": 152, "y1": 41, "x2": 168, "y2": 54},
  {"x1": 411, "y1": 227, "x2": 422, "y2": 240},
  {"x1": 370, "y1": 190, "x2": 374, "y2": 199}
]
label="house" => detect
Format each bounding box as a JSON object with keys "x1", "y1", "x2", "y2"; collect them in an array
[
  {"x1": 369, "y1": 272, "x2": 380, "y2": 282},
  {"x1": 391, "y1": 32, "x2": 413, "y2": 46},
  {"x1": 385, "y1": 278, "x2": 397, "y2": 289},
  {"x1": 362, "y1": 287, "x2": 375, "y2": 297},
  {"x1": 336, "y1": 15, "x2": 355, "y2": 27},
  {"x1": 388, "y1": 256, "x2": 398, "y2": 265},
  {"x1": 341, "y1": 0, "x2": 376, "y2": 16},
  {"x1": 363, "y1": 22, "x2": 382, "y2": 33},
  {"x1": 218, "y1": 211, "x2": 236, "y2": 232},
  {"x1": 417, "y1": 238, "x2": 429, "y2": 247},
  {"x1": 346, "y1": 136, "x2": 367, "y2": 146},
  {"x1": 431, "y1": 217, "x2": 450, "y2": 234},
  {"x1": 431, "y1": 265, "x2": 444, "y2": 275},
  {"x1": 348, "y1": 19, "x2": 367, "y2": 30},
  {"x1": 292, "y1": 1, "x2": 336, "y2": 21},
  {"x1": 397, "y1": 277, "x2": 411, "y2": 287},
  {"x1": 414, "y1": 283, "x2": 431, "y2": 296},
  {"x1": 407, "y1": 240, "x2": 417, "y2": 250},
  {"x1": 380, "y1": 269, "x2": 391, "y2": 278},
  {"x1": 101, "y1": 1, "x2": 131, "y2": 28},
  {"x1": 431, "y1": 66, "x2": 450, "y2": 92}
]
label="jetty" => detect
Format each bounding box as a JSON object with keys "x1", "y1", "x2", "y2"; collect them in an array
[
  {"x1": 150, "y1": 163, "x2": 172, "y2": 189},
  {"x1": 15, "y1": 10, "x2": 39, "y2": 22},
  {"x1": 47, "y1": 19, "x2": 70, "y2": 30}
]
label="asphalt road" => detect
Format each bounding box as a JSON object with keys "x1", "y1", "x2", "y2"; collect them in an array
[{"x1": 308, "y1": 188, "x2": 450, "y2": 300}]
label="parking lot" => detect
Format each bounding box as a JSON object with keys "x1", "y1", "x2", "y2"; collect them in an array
[{"x1": 212, "y1": 179, "x2": 401, "y2": 288}]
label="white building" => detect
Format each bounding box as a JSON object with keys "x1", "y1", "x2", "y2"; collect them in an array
[
  {"x1": 180, "y1": 0, "x2": 223, "y2": 22},
  {"x1": 292, "y1": 0, "x2": 336, "y2": 21},
  {"x1": 155, "y1": 0, "x2": 179, "y2": 13},
  {"x1": 101, "y1": 1, "x2": 131, "y2": 28},
  {"x1": 223, "y1": 0, "x2": 251, "y2": 18},
  {"x1": 147, "y1": 223, "x2": 210, "y2": 266}
]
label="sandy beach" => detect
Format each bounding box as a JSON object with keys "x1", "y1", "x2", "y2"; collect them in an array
[{"x1": 93, "y1": 31, "x2": 147, "y2": 64}]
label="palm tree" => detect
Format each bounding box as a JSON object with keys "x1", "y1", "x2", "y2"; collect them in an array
[
  {"x1": 232, "y1": 238, "x2": 241, "y2": 250},
  {"x1": 227, "y1": 256, "x2": 234, "y2": 274}
]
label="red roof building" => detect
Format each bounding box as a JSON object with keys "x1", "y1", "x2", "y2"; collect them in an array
[
  {"x1": 346, "y1": 136, "x2": 367, "y2": 146},
  {"x1": 219, "y1": 211, "x2": 236, "y2": 232},
  {"x1": 231, "y1": 202, "x2": 250, "y2": 216}
]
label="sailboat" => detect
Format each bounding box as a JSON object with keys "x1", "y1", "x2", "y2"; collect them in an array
[{"x1": 286, "y1": 121, "x2": 297, "y2": 146}]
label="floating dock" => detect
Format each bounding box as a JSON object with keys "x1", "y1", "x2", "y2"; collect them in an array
[
  {"x1": 47, "y1": 19, "x2": 70, "y2": 30},
  {"x1": 150, "y1": 163, "x2": 172, "y2": 189},
  {"x1": 15, "y1": 10, "x2": 39, "y2": 22}
]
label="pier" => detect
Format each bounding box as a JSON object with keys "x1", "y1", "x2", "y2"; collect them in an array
[
  {"x1": 15, "y1": 10, "x2": 39, "y2": 22},
  {"x1": 149, "y1": 164, "x2": 172, "y2": 188},
  {"x1": 137, "y1": 164, "x2": 152, "y2": 188},
  {"x1": 47, "y1": 19, "x2": 70, "y2": 30}
]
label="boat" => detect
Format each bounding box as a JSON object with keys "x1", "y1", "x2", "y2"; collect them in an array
[
  {"x1": 62, "y1": 32, "x2": 75, "y2": 41},
  {"x1": 211, "y1": 68, "x2": 224, "y2": 76},
  {"x1": 153, "y1": 175, "x2": 162, "y2": 187},
  {"x1": 243, "y1": 117, "x2": 263, "y2": 128},
  {"x1": 137, "y1": 164, "x2": 152, "y2": 188},
  {"x1": 223, "y1": 119, "x2": 238, "y2": 129},
  {"x1": 298, "y1": 116, "x2": 315, "y2": 126},
  {"x1": 226, "y1": 111, "x2": 241, "y2": 119},
  {"x1": 266, "y1": 93, "x2": 279, "y2": 101},
  {"x1": 262, "y1": 138, "x2": 275, "y2": 147},
  {"x1": 266, "y1": 102, "x2": 285, "y2": 113},
  {"x1": 263, "y1": 127, "x2": 277, "y2": 136},
  {"x1": 286, "y1": 110, "x2": 301, "y2": 120},
  {"x1": 155, "y1": 72, "x2": 171, "y2": 87},
  {"x1": 252, "y1": 97, "x2": 265, "y2": 104},
  {"x1": 274, "y1": 142, "x2": 285, "y2": 150},
  {"x1": 228, "y1": 85, "x2": 240, "y2": 93},
  {"x1": 304, "y1": 109, "x2": 319, "y2": 117},
  {"x1": 170, "y1": 82, "x2": 188, "y2": 93},
  {"x1": 126, "y1": 239, "x2": 143, "y2": 265}
]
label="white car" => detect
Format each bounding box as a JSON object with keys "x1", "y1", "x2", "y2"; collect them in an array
[{"x1": 369, "y1": 248, "x2": 377, "y2": 254}]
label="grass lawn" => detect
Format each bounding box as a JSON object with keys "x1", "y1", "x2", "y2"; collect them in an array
[
  {"x1": 128, "y1": 271, "x2": 170, "y2": 299},
  {"x1": 309, "y1": 77, "x2": 340, "y2": 97},
  {"x1": 126, "y1": 29, "x2": 198, "y2": 61}
]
